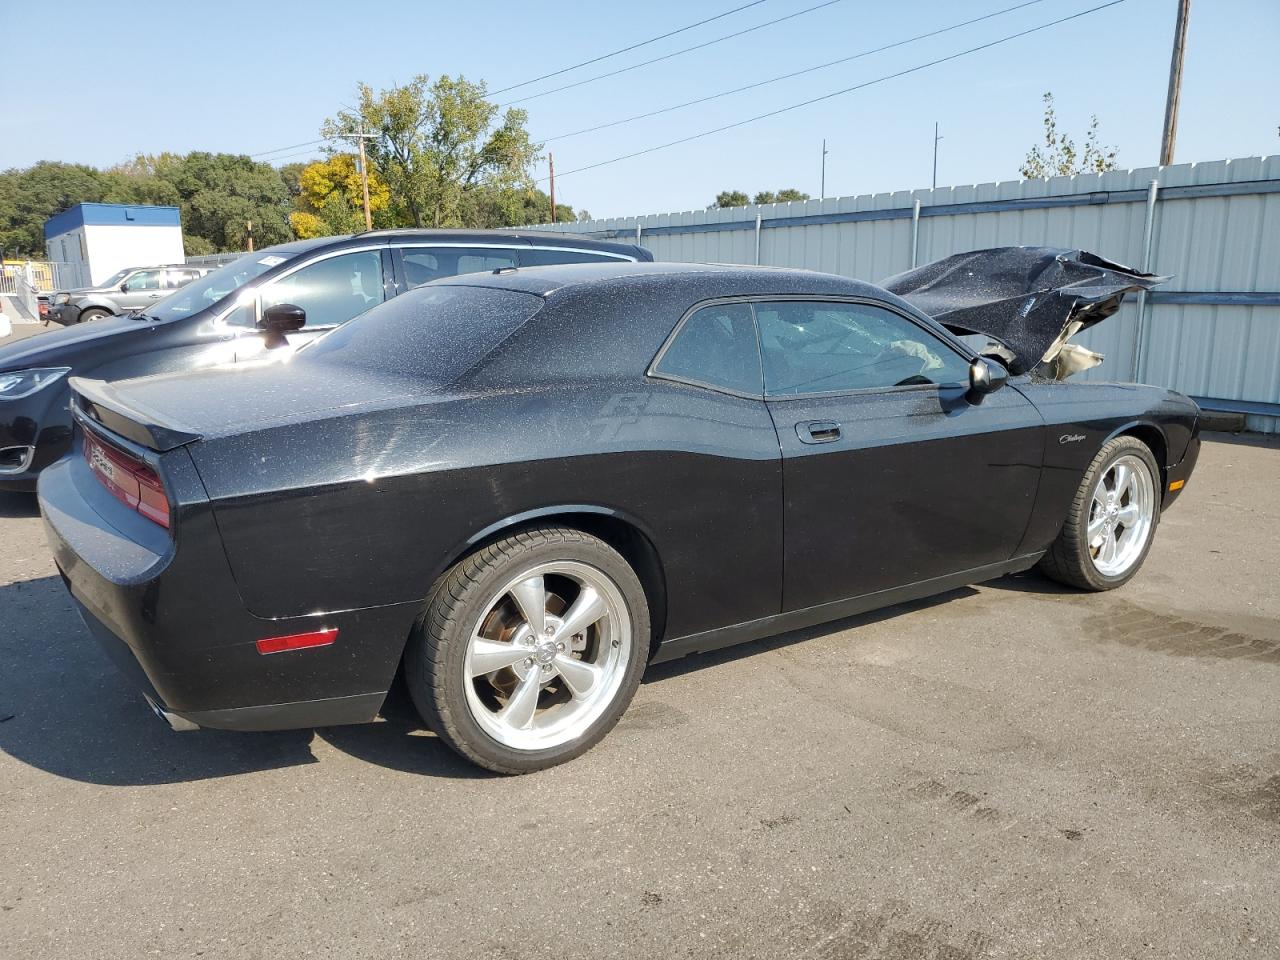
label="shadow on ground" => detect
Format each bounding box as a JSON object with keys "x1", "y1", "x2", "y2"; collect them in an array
[
  {"x1": 644, "y1": 586, "x2": 980, "y2": 682},
  {"x1": 0, "y1": 575, "x2": 486, "y2": 786},
  {"x1": 0, "y1": 491, "x2": 39, "y2": 518}
]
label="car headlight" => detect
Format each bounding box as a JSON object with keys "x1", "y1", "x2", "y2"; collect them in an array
[
  {"x1": 54, "y1": 293, "x2": 71, "y2": 305},
  {"x1": 0, "y1": 367, "x2": 71, "y2": 400}
]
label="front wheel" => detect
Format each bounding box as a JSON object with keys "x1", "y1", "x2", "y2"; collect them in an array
[
  {"x1": 1038, "y1": 435, "x2": 1161, "y2": 591},
  {"x1": 405, "y1": 527, "x2": 649, "y2": 774}
]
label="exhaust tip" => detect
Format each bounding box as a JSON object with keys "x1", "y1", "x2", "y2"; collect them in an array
[{"x1": 142, "y1": 693, "x2": 200, "y2": 732}]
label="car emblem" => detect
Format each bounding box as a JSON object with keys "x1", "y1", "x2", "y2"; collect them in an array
[{"x1": 1059, "y1": 433, "x2": 1086, "y2": 444}]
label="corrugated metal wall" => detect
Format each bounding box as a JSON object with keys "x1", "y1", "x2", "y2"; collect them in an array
[{"x1": 528, "y1": 156, "x2": 1280, "y2": 432}]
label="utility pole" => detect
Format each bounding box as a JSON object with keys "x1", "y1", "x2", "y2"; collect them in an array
[
  {"x1": 932, "y1": 122, "x2": 943, "y2": 190},
  {"x1": 549, "y1": 153, "x2": 557, "y2": 224},
  {"x1": 1160, "y1": 0, "x2": 1191, "y2": 166},
  {"x1": 246, "y1": 220, "x2": 253, "y2": 253},
  {"x1": 350, "y1": 124, "x2": 377, "y2": 231},
  {"x1": 820, "y1": 138, "x2": 829, "y2": 199}
]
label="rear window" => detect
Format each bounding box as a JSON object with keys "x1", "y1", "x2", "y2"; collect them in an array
[{"x1": 301, "y1": 285, "x2": 543, "y2": 384}]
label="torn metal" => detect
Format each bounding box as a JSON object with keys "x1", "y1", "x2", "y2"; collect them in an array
[{"x1": 881, "y1": 247, "x2": 1167, "y2": 379}]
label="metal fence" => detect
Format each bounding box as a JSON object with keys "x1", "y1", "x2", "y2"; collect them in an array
[
  {"x1": 184, "y1": 252, "x2": 245, "y2": 269},
  {"x1": 525, "y1": 156, "x2": 1280, "y2": 432}
]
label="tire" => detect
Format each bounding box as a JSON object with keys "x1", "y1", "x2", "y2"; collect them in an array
[
  {"x1": 405, "y1": 527, "x2": 650, "y2": 774},
  {"x1": 77, "y1": 308, "x2": 113, "y2": 324},
  {"x1": 1038, "y1": 435, "x2": 1161, "y2": 591}
]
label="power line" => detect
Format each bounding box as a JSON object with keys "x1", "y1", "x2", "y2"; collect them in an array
[
  {"x1": 541, "y1": 0, "x2": 1048, "y2": 143},
  {"x1": 250, "y1": 138, "x2": 328, "y2": 159},
  {"x1": 489, "y1": 0, "x2": 771, "y2": 96},
  {"x1": 538, "y1": 0, "x2": 1126, "y2": 183},
  {"x1": 500, "y1": 0, "x2": 845, "y2": 107}
]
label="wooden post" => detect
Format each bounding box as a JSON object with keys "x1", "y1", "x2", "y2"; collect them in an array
[
  {"x1": 549, "y1": 153, "x2": 557, "y2": 224},
  {"x1": 358, "y1": 129, "x2": 373, "y2": 231},
  {"x1": 1160, "y1": 0, "x2": 1191, "y2": 166}
]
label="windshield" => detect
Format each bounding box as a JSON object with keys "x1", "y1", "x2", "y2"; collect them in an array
[
  {"x1": 144, "y1": 252, "x2": 286, "y2": 322},
  {"x1": 95, "y1": 269, "x2": 132, "y2": 289}
]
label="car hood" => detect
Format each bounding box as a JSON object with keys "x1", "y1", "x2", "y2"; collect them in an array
[
  {"x1": 881, "y1": 247, "x2": 1166, "y2": 378},
  {"x1": 57, "y1": 285, "x2": 112, "y2": 297},
  {"x1": 0, "y1": 313, "x2": 148, "y2": 371},
  {"x1": 70, "y1": 355, "x2": 424, "y2": 449}
]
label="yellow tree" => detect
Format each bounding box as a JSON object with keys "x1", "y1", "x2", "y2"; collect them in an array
[{"x1": 288, "y1": 153, "x2": 390, "y2": 238}]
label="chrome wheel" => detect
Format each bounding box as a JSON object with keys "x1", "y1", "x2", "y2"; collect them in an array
[
  {"x1": 1087, "y1": 454, "x2": 1155, "y2": 577},
  {"x1": 462, "y1": 560, "x2": 632, "y2": 752}
]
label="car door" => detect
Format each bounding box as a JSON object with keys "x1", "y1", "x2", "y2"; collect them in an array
[
  {"x1": 118, "y1": 269, "x2": 166, "y2": 311},
  {"x1": 234, "y1": 248, "x2": 388, "y2": 360},
  {"x1": 754, "y1": 297, "x2": 1043, "y2": 613}
]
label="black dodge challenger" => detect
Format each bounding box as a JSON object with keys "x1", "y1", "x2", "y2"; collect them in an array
[{"x1": 39, "y1": 251, "x2": 1200, "y2": 773}]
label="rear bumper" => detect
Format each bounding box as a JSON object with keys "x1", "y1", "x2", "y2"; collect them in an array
[{"x1": 39, "y1": 448, "x2": 414, "y2": 731}]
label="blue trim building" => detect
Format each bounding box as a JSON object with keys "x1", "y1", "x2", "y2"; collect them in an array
[{"x1": 43, "y1": 203, "x2": 185, "y2": 287}]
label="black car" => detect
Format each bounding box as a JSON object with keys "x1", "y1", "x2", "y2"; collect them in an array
[
  {"x1": 0, "y1": 230, "x2": 650, "y2": 489},
  {"x1": 39, "y1": 256, "x2": 1200, "y2": 774}
]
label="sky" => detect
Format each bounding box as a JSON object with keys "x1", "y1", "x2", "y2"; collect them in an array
[{"x1": 3, "y1": 0, "x2": 1277, "y2": 219}]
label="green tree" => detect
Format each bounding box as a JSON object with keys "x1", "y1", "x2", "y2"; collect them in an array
[
  {"x1": 459, "y1": 186, "x2": 575, "y2": 228},
  {"x1": 1021, "y1": 92, "x2": 1118, "y2": 179},
  {"x1": 0, "y1": 153, "x2": 294, "y2": 257},
  {"x1": 754, "y1": 188, "x2": 810, "y2": 204},
  {"x1": 323, "y1": 74, "x2": 542, "y2": 228},
  {"x1": 0, "y1": 161, "x2": 110, "y2": 256},
  {"x1": 711, "y1": 190, "x2": 750, "y2": 209}
]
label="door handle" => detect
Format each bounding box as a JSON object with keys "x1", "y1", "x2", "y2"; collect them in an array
[{"x1": 797, "y1": 420, "x2": 842, "y2": 444}]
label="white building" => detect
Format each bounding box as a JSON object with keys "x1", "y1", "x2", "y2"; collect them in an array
[{"x1": 43, "y1": 203, "x2": 185, "y2": 287}]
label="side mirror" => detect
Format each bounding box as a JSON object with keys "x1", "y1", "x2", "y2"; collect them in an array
[
  {"x1": 259, "y1": 302, "x2": 306, "y2": 333},
  {"x1": 119, "y1": 282, "x2": 130, "y2": 293},
  {"x1": 965, "y1": 357, "x2": 1009, "y2": 405}
]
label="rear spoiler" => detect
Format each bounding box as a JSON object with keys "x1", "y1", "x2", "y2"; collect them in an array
[
  {"x1": 70, "y1": 377, "x2": 202, "y2": 452},
  {"x1": 881, "y1": 247, "x2": 1167, "y2": 378}
]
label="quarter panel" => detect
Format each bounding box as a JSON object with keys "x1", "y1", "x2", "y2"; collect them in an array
[{"x1": 193, "y1": 380, "x2": 784, "y2": 640}]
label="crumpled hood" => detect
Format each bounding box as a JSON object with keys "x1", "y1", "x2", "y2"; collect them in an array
[
  {"x1": 0, "y1": 314, "x2": 146, "y2": 371},
  {"x1": 881, "y1": 247, "x2": 1167, "y2": 377}
]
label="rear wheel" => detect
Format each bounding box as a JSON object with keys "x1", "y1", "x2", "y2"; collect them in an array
[
  {"x1": 1038, "y1": 435, "x2": 1161, "y2": 591},
  {"x1": 77, "y1": 308, "x2": 113, "y2": 324},
  {"x1": 405, "y1": 527, "x2": 649, "y2": 774}
]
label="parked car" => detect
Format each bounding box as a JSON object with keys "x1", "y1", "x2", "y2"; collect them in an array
[
  {"x1": 48, "y1": 264, "x2": 211, "y2": 325},
  {"x1": 0, "y1": 230, "x2": 650, "y2": 488},
  {"x1": 40, "y1": 254, "x2": 1200, "y2": 774}
]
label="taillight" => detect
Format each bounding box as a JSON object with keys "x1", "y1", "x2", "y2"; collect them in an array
[{"x1": 82, "y1": 430, "x2": 171, "y2": 529}]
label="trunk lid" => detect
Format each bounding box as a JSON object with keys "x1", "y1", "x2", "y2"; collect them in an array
[{"x1": 70, "y1": 358, "x2": 419, "y2": 445}]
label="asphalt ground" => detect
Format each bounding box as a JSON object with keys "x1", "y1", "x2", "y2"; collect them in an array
[{"x1": 0, "y1": 369, "x2": 1277, "y2": 958}]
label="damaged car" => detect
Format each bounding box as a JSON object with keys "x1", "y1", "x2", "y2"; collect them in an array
[{"x1": 39, "y1": 252, "x2": 1199, "y2": 774}]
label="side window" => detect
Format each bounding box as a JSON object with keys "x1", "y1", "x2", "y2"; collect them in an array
[
  {"x1": 400, "y1": 247, "x2": 518, "y2": 289},
  {"x1": 755, "y1": 300, "x2": 970, "y2": 396},
  {"x1": 519, "y1": 249, "x2": 624, "y2": 267},
  {"x1": 163, "y1": 269, "x2": 199, "y2": 289},
  {"x1": 455, "y1": 247, "x2": 518, "y2": 275},
  {"x1": 652, "y1": 302, "x2": 761, "y2": 396},
  {"x1": 261, "y1": 251, "x2": 385, "y2": 328},
  {"x1": 124, "y1": 270, "x2": 163, "y2": 291}
]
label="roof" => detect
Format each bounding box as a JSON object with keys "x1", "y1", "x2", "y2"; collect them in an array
[
  {"x1": 352, "y1": 228, "x2": 646, "y2": 255},
  {"x1": 44, "y1": 203, "x2": 181, "y2": 239},
  {"x1": 431, "y1": 260, "x2": 883, "y2": 299}
]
